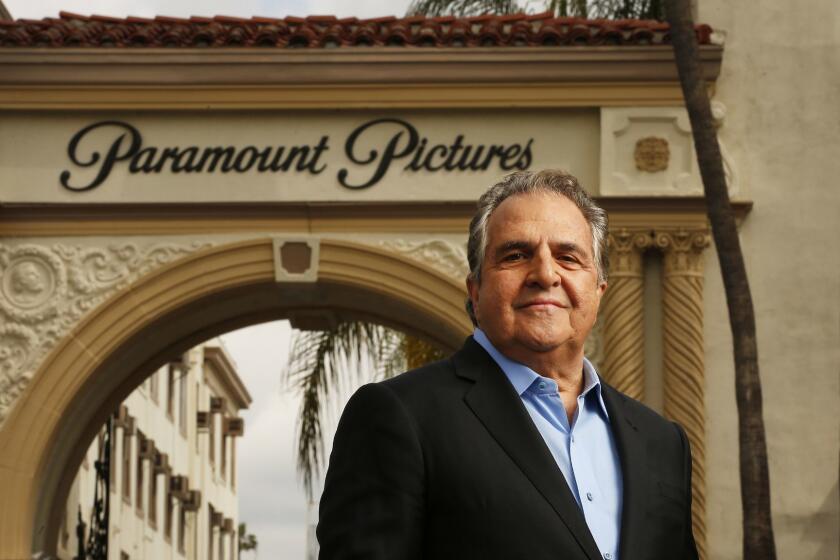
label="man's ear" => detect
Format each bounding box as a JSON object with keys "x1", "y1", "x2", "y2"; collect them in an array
[{"x1": 466, "y1": 275, "x2": 479, "y2": 311}]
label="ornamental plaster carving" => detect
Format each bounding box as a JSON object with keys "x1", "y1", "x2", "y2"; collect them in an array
[
  {"x1": 600, "y1": 106, "x2": 740, "y2": 197},
  {"x1": 634, "y1": 136, "x2": 670, "y2": 173},
  {"x1": 655, "y1": 228, "x2": 710, "y2": 276},
  {"x1": 599, "y1": 229, "x2": 655, "y2": 399},
  {"x1": 0, "y1": 241, "x2": 214, "y2": 426},
  {"x1": 378, "y1": 239, "x2": 469, "y2": 282}
]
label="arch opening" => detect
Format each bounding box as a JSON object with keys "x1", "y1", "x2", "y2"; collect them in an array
[{"x1": 0, "y1": 238, "x2": 470, "y2": 558}]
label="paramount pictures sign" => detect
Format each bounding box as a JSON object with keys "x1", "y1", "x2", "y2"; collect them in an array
[
  {"x1": 60, "y1": 118, "x2": 534, "y2": 192},
  {"x1": 1, "y1": 111, "x2": 599, "y2": 203}
]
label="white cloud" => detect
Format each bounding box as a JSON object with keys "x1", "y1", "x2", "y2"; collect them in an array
[
  {"x1": 222, "y1": 321, "x2": 311, "y2": 558},
  {"x1": 7, "y1": 0, "x2": 413, "y2": 19}
]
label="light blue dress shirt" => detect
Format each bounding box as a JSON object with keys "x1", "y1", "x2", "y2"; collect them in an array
[{"x1": 474, "y1": 328, "x2": 623, "y2": 560}]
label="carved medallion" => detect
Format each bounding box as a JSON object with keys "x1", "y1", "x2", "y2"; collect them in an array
[
  {"x1": 634, "y1": 136, "x2": 670, "y2": 172},
  {"x1": 0, "y1": 245, "x2": 66, "y2": 322},
  {"x1": 0, "y1": 240, "x2": 213, "y2": 425}
]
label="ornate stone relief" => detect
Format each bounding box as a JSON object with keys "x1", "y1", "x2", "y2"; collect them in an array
[
  {"x1": 599, "y1": 229, "x2": 655, "y2": 399},
  {"x1": 634, "y1": 136, "x2": 670, "y2": 172},
  {"x1": 600, "y1": 105, "x2": 739, "y2": 197},
  {"x1": 600, "y1": 107, "x2": 701, "y2": 195},
  {"x1": 378, "y1": 239, "x2": 469, "y2": 281},
  {"x1": 0, "y1": 241, "x2": 214, "y2": 426}
]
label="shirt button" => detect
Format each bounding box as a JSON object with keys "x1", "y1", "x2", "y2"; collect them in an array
[
  {"x1": 538, "y1": 382, "x2": 546, "y2": 390},
  {"x1": 570, "y1": 435, "x2": 575, "y2": 443},
  {"x1": 586, "y1": 492, "x2": 593, "y2": 501},
  {"x1": 604, "y1": 554, "x2": 612, "y2": 560}
]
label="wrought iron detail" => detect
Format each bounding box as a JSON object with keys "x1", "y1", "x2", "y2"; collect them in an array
[{"x1": 78, "y1": 416, "x2": 112, "y2": 559}]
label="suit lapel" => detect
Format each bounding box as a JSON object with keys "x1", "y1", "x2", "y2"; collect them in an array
[
  {"x1": 601, "y1": 384, "x2": 648, "y2": 560},
  {"x1": 454, "y1": 339, "x2": 602, "y2": 560}
]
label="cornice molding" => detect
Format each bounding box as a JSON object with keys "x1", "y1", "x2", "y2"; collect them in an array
[
  {"x1": 0, "y1": 198, "x2": 752, "y2": 236},
  {"x1": 0, "y1": 46, "x2": 722, "y2": 86},
  {"x1": 0, "y1": 46, "x2": 721, "y2": 109}
]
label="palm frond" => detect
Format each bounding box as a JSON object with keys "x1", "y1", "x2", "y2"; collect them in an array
[
  {"x1": 285, "y1": 321, "x2": 401, "y2": 497},
  {"x1": 587, "y1": 0, "x2": 665, "y2": 19},
  {"x1": 408, "y1": 0, "x2": 665, "y2": 20},
  {"x1": 407, "y1": 0, "x2": 526, "y2": 17}
]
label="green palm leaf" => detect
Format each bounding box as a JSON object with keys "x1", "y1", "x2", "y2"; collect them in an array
[{"x1": 285, "y1": 321, "x2": 443, "y2": 497}]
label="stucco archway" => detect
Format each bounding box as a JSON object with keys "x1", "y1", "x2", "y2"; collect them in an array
[{"x1": 0, "y1": 237, "x2": 470, "y2": 559}]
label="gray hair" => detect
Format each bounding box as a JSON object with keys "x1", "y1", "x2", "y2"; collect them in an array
[{"x1": 465, "y1": 169, "x2": 609, "y2": 326}]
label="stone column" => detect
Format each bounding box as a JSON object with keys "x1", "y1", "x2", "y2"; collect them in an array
[
  {"x1": 656, "y1": 228, "x2": 710, "y2": 560},
  {"x1": 600, "y1": 229, "x2": 652, "y2": 400}
]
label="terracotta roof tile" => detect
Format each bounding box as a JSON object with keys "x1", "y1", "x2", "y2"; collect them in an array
[{"x1": 0, "y1": 12, "x2": 713, "y2": 48}]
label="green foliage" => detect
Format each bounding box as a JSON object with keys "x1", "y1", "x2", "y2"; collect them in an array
[
  {"x1": 286, "y1": 322, "x2": 445, "y2": 497},
  {"x1": 238, "y1": 522, "x2": 258, "y2": 553},
  {"x1": 408, "y1": 0, "x2": 522, "y2": 17},
  {"x1": 408, "y1": 0, "x2": 665, "y2": 20}
]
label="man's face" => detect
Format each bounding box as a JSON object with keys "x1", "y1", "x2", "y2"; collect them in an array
[{"x1": 467, "y1": 192, "x2": 606, "y2": 363}]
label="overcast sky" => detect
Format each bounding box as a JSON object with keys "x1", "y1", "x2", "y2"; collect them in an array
[
  {"x1": 3, "y1": 2, "x2": 415, "y2": 558},
  {"x1": 5, "y1": 0, "x2": 414, "y2": 20}
]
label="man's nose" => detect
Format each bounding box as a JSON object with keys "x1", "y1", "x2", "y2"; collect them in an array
[{"x1": 527, "y1": 248, "x2": 560, "y2": 289}]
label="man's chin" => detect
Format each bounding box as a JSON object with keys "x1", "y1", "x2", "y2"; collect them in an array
[{"x1": 517, "y1": 332, "x2": 575, "y2": 354}]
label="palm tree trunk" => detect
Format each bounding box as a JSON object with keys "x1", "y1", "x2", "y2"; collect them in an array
[{"x1": 663, "y1": 1, "x2": 777, "y2": 558}]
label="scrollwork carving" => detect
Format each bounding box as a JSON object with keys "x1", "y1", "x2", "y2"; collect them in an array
[
  {"x1": 0, "y1": 241, "x2": 214, "y2": 425},
  {"x1": 655, "y1": 228, "x2": 710, "y2": 277},
  {"x1": 599, "y1": 229, "x2": 653, "y2": 399},
  {"x1": 379, "y1": 239, "x2": 469, "y2": 281}
]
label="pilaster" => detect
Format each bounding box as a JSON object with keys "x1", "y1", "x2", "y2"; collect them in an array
[
  {"x1": 656, "y1": 228, "x2": 710, "y2": 560},
  {"x1": 600, "y1": 229, "x2": 653, "y2": 400}
]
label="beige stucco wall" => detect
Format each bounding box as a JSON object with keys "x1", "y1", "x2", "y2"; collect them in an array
[
  {"x1": 0, "y1": 109, "x2": 598, "y2": 204},
  {"x1": 699, "y1": 1, "x2": 840, "y2": 558}
]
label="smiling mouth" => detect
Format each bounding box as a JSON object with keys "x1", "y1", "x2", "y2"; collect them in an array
[{"x1": 517, "y1": 300, "x2": 568, "y2": 309}]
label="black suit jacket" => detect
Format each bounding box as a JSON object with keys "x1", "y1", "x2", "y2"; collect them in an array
[{"x1": 318, "y1": 337, "x2": 698, "y2": 560}]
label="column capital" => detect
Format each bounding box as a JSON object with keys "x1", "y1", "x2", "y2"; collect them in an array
[
  {"x1": 654, "y1": 228, "x2": 711, "y2": 277},
  {"x1": 607, "y1": 228, "x2": 654, "y2": 278}
]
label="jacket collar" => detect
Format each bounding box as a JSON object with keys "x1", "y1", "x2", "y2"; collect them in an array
[
  {"x1": 601, "y1": 384, "x2": 648, "y2": 560},
  {"x1": 453, "y1": 336, "x2": 649, "y2": 560},
  {"x1": 453, "y1": 337, "x2": 603, "y2": 560}
]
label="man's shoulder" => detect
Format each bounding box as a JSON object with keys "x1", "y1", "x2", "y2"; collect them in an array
[
  {"x1": 379, "y1": 355, "x2": 460, "y2": 395},
  {"x1": 601, "y1": 382, "x2": 684, "y2": 441}
]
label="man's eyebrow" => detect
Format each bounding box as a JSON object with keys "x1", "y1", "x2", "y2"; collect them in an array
[
  {"x1": 494, "y1": 240, "x2": 532, "y2": 257},
  {"x1": 552, "y1": 241, "x2": 586, "y2": 255}
]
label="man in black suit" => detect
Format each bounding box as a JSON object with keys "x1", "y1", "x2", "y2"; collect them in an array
[{"x1": 318, "y1": 170, "x2": 698, "y2": 560}]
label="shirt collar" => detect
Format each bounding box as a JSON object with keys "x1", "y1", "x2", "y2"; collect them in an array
[{"x1": 473, "y1": 328, "x2": 610, "y2": 419}]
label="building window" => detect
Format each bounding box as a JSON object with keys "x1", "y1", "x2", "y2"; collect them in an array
[
  {"x1": 179, "y1": 369, "x2": 188, "y2": 437},
  {"x1": 150, "y1": 371, "x2": 159, "y2": 404},
  {"x1": 167, "y1": 364, "x2": 176, "y2": 420},
  {"x1": 165, "y1": 492, "x2": 173, "y2": 542},
  {"x1": 195, "y1": 381, "x2": 201, "y2": 453},
  {"x1": 209, "y1": 405, "x2": 216, "y2": 469},
  {"x1": 122, "y1": 428, "x2": 131, "y2": 504},
  {"x1": 220, "y1": 430, "x2": 227, "y2": 481},
  {"x1": 121, "y1": 552, "x2": 130, "y2": 560},
  {"x1": 178, "y1": 505, "x2": 187, "y2": 555},
  {"x1": 207, "y1": 506, "x2": 215, "y2": 560},
  {"x1": 109, "y1": 423, "x2": 117, "y2": 492},
  {"x1": 231, "y1": 439, "x2": 236, "y2": 490},
  {"x1": 136, "y1": 433, "x2": 145, "y2": 518},
  {"x1": 149, "y1": 469, "x2": 158, "y2": 529}
]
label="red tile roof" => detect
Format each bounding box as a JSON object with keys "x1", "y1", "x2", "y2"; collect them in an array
[{"x1": 0, "y1": 11, "x2": 712, "y2": 48}]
